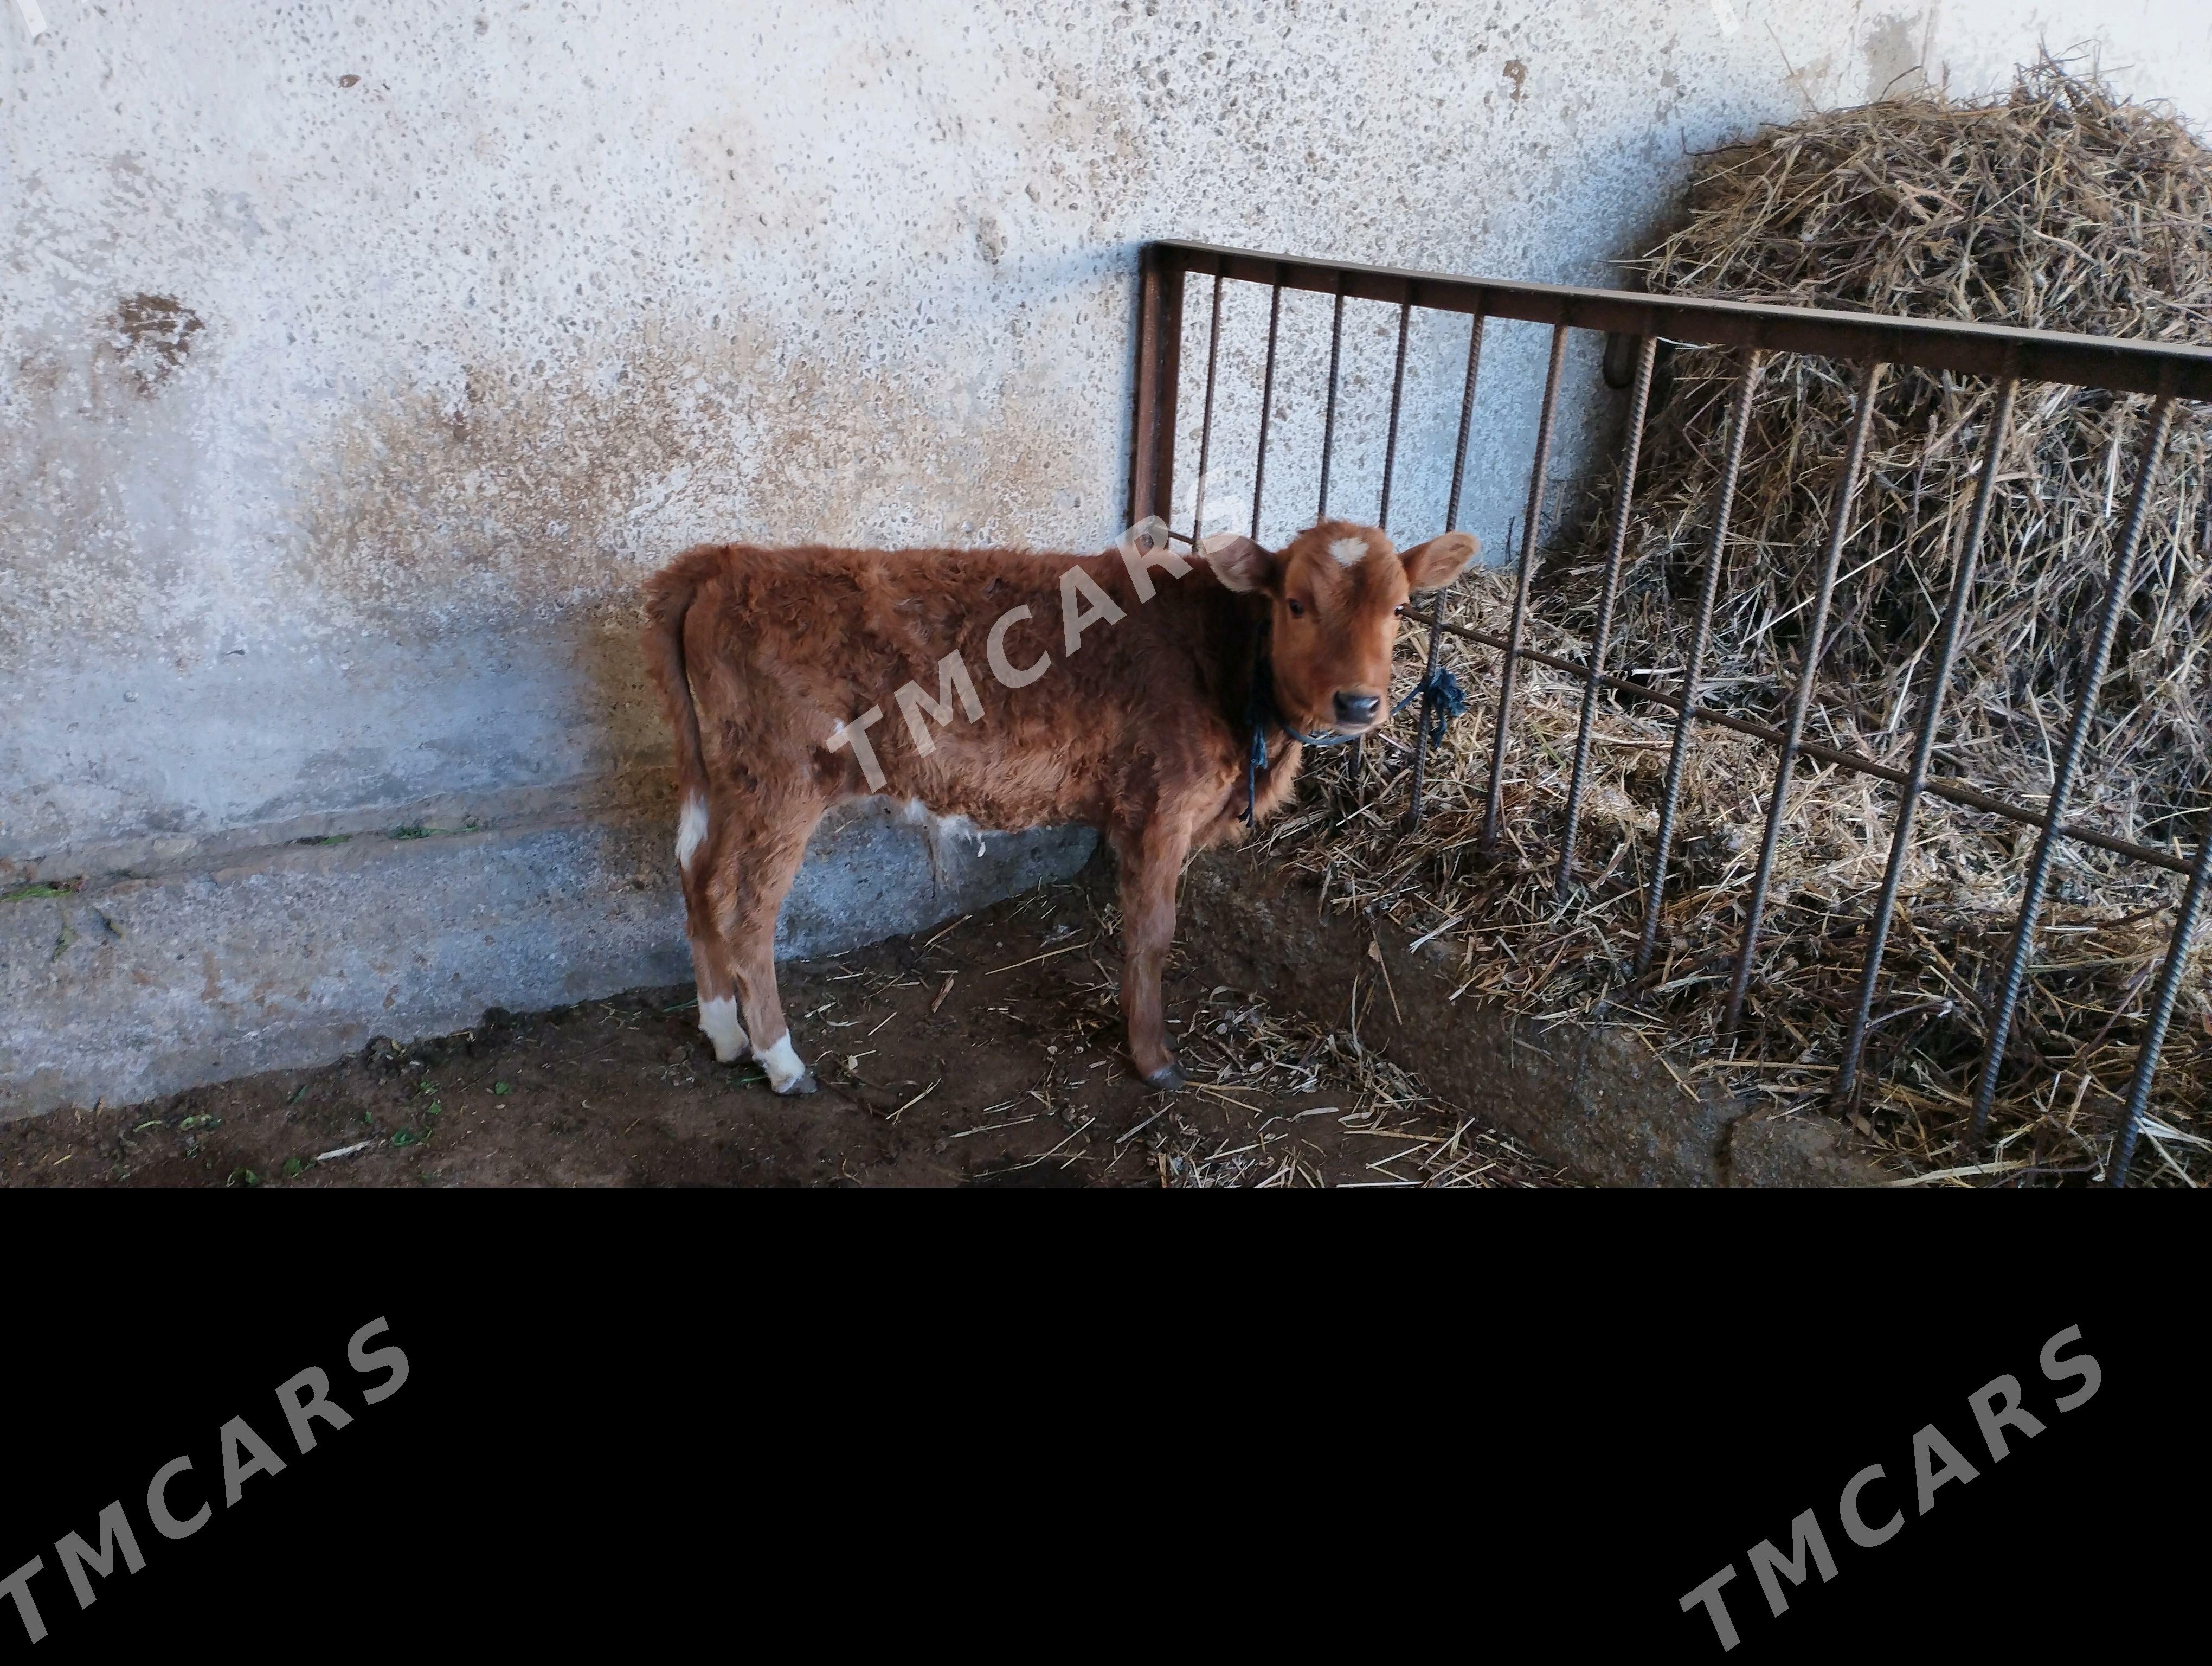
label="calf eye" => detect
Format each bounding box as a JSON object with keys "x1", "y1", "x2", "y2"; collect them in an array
[
  {"x1": 1393, "y1": 603, "x2": 1407, "y2": 617},
  {"x1": 1286, "y1": 598, "x2": 1306, "y2": 619}
]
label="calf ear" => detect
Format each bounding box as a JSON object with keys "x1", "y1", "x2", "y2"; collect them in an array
[
  {"x1": 1400, "y1": 531, "x2": 1479, "y2": 591},
  {"x1": 1200, "y1": 532, "x2": 1278, "y2": 594}
]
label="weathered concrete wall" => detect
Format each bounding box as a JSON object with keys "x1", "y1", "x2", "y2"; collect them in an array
[
  {"x1": 0, "y1": 796, "x2": 1091, "y2": 1119},
  {"x1": 5, "y1": 2, "x2": 2209, "y2": 1114}
]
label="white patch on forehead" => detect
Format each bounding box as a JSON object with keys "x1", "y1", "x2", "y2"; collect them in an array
[
  {"x1": 675, "y1": 791, "x2": 709, "y2": 873},
  {"x1": 1328, "y1": 536, "x2": 1369, "y2": 568}
]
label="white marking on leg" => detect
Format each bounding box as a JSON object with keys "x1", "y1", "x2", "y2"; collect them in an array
[
  {"x1": 1329, "y1": 536, "x2": 1369, "y2": 568},
  {"x1": 676, "y1": 791, "x2": 709, "y2": 872},
  {"x1": 757, "y1": 1031, "x2": 811, "y2": 1093},
  {"x1": 698, "y1": 994, "x2": 750, "y2": 1063}
]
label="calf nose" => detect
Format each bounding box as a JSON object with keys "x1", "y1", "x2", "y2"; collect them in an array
[{"x1": 1334, "y1": 691, "x2": 1382, "y2": 727}]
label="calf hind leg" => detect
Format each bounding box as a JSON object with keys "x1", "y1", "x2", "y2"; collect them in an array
[
  {"x1": 710, "y1": 810, "x2": 822, "y2": 1095},
  {"x1": 690, "y1": 936, "x2": 750, "y2": 1063},
  {"x1": 679, "y1": 806, "x2": 751, "y2": 1064}
]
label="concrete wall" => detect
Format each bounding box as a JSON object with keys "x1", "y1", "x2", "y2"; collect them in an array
[{"x1": 5, "y1": 2, "x2": 2209, "y2": 1115}]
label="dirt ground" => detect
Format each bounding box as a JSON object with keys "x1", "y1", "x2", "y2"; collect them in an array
[{"x1": 2, "y1": 856, "x2": 1565, "y2": 1188}]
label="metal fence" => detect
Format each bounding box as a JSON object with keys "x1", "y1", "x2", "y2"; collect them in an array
[{"x1": 1127, "y1": 239, "x2": 2212, "y2": 1187}]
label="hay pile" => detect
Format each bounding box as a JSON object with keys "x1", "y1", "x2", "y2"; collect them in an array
[
  {"x1": 1264, "y1": 61, "x2": 2212, "y2": 1184},
  {"x1": 1618, "y1": 57, "x2": 2212, "y2": 823}
]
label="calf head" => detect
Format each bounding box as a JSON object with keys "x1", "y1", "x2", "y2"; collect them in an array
[{"x1": 1202, "y1": 520, "x2": 1479, "y2": 735}]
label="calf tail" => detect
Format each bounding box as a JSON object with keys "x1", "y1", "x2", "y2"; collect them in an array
[{"x1": 641, "y1": 550, "x2": 716, "y2": 873}]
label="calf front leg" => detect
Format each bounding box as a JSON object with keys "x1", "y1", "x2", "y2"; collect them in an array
[{"x1": 1114, "y1": 818, "x2": 1192, "y2": 1090}]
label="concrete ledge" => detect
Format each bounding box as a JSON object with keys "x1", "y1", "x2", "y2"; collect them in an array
[
  {"x1": 1177, "y1": 852, "x2": 1885, "y2": 1187},
  {"x1": 0, "y1": 797, "x2": 1093, "y2": 1120}
]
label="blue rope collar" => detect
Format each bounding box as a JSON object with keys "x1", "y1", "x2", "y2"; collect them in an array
[{"x1": 1240, "y1": 648, "x2": 1467, "y2": 828}]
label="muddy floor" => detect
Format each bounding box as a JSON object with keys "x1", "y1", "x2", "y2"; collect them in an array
[{"x1": 2, "y1": 857, "x2": 1566, "y2": 1188}]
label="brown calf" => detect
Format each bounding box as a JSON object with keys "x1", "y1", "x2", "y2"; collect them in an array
[{"x1": 640, "y1": 518, "x2": 1477, "y2": 1093}]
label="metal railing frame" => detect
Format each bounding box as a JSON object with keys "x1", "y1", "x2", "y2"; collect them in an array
[{"x1": 1127, "y1": 239, "x2": 2212, "y2": 1187}]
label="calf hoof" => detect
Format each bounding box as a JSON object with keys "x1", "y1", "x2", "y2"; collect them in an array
[
  {"x1": 756, "y1": 1034, "x2": 816, "y2": 1096},
  {"x1": 1142, "y1": 1062, "x2": 1187, "y2": 1092}
]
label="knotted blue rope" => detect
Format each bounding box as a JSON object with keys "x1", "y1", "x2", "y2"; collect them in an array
[
  {"x1": 1242, "y1": 661, "x2": 1467, "y2": 826},
  {"x1": 1393, "y1": 662, "x2": 1468, "y2": 748}
]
